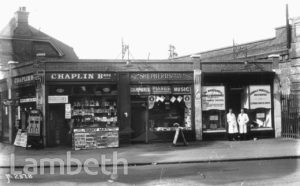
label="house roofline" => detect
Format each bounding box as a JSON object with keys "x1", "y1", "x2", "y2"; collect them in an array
[{"x1": 0, "y1": 36, "x2": 64, "y2": 57}]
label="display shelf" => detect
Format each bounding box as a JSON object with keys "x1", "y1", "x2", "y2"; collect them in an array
[{"x1": 70, "y1": 97, "x2": 118, "y2": 128}]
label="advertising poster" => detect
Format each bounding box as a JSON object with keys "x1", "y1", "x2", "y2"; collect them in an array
[
  {"x1": 202, "y1": 86, "x2": 225, "y2": 111},
  {"x1": 27, "y1": 110, "x2": 42, "y2": 136},
  {"x1": 14, "y1": 129, "x2": 28, "y2": 147},
  {"x1": 74, "y1": 133, "x2": 87, "y2": 150},
  {"x1": 65, "y1": 104, "x2": 71, "y2": 119},
  {"x1": 249, "y1": 85, "x2": 271, "y2": 109}
]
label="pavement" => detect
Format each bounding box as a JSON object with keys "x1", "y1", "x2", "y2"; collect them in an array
[{"x1": 0, "y1": 138, "x2": 299, "y2": 167}]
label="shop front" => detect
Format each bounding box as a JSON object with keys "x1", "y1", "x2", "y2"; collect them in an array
[
  {"x1": 12, "y1": 74, "x2": 37, "y2": 136},
  {"x1": 129, "y1": 72, "x2": 194, "y2": 142},
  {"x1": 46, "y1": 72, "x2": 119, "y2": 149},
  {"x1": 201, "y1": 72, "x2": 275, "y2": 140}
]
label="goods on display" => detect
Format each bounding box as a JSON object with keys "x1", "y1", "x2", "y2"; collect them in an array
[{"x1": 73, "y1": 127, "x2": 119, "y2": 150}]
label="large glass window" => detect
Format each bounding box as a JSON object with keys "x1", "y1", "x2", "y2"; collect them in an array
[
  {"x1": 48, "y1": 84, "x2": 118, "y2": 128},
  {"x1": 130, "y1": 85, "x2": 193, "y2": 133},
  {"x1": 202, "y1": 86, "x2": 226, "y2": 132},
  {"x1": 202, "y1": 110, "x2": 226, "y2": 131},
  {"x1": 243, "y1": 85, "x2": 273, "y2": 129},
  {"x1": 149, "y1": 94, "x2": 192, "y2": 131}
]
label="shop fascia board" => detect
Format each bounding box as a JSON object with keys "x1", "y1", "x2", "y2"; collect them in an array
[{"x1": 200, "y1": 61, "x2": 274, "y2": 73}]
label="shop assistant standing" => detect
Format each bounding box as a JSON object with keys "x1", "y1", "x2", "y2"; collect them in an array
[
  {"x1": 226, "y1": 108, "x2": 238, "y2": 141},
  {"x1": 237, "y1": 108, "x2": 249, "y2": 140}
]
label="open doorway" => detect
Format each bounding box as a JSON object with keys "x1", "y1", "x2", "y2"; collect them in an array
[
  {"x1": 48, "y1": 104, "x2": 69, "y2": 146},
  {"x1": 131, "y1": 101, "x2": 148, "y2": 143},
  {"x1": 227, "y1": 87, "x2": 243, "y2": 114}
]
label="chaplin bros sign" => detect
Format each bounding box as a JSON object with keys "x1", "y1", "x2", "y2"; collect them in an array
[{"x1": 46, "y1": 72, "x2": 116, "y2": 81}]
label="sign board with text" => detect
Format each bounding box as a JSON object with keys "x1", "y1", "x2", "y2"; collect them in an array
[
  {"x1": 202, "y1": 86, "x2": 225, "y2": 111},
  {"x1": 130, "y1": 85, "x2": 192, "y2": 95},
  {"x1": 249, "y1": 85, "x2": 271, "y2": 109},
  {"x1": 130, "y1": 72, "x2": 193, "y2": 82},
  {"x1": 46, "y1": 72, "x2": 117, "y2": 81},
  {"x1": 14, "y1": 129, "x2": 28, "y2": 147},
  {"x1": 48, "y1": 96, "x2": 68, "y2": 104}
]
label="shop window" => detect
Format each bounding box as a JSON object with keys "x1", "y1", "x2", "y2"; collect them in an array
[
  {"x1": 248, "y1": 108, "x2": 272, "y2": 129},
  {"x1": 244, "y1": 85, "x2": 273, "y2": 130},
  {"x1": 17, "y1": 86, "x2": 36, "y2": 98},
  {"x1": 148, "y1": 94, "x2": 192, "y2": 131},
  {"x1": 202, "y1": 86, "x2": 226, "y2": 132},
  {"x1": 70, "y1": 96, "x2": 118, "y2": 128},
  {"x1": 202, "y1": 110, "x2": 226, "y2": 131},
  {"x1": 69, "y1": 84, "x2": 118, "y2": 128}
]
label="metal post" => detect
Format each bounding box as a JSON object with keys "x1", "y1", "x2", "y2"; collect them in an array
[
  {"x1": 8, "y1": 66, "x2": 12, "y2": 143},
  {"x1": 7, "y1": 61, "x2": 18, "y2": 144}
]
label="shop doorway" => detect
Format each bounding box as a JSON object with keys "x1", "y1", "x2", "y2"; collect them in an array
[
  {"x1": 131, "y1": 101, "x2": 148, "y2": 143},
  {"x1": 227, "y1": 88, "x2": 243, "y2": 114},
  {"x1": 48, "y1": 104, "x2": 69, "y2": 146}
]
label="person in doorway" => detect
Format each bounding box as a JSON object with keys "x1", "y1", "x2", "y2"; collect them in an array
[
  {"x1": 226, "y1": 108, "x2": 238, "y2": 141},
  {"x1": 237, "y1": 108, "x2": 249, "y2": 140},
  {"x1": 65, "y1": 118, "x2": 74, "y2": 147}
]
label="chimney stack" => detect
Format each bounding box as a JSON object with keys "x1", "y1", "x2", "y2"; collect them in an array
[{"x1": 14, "y1": 7, "x2": 29, "y2": 26}]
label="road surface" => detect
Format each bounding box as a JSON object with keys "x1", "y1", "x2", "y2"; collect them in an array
[{"x1": 0, "y1": 158, "x2": 299, "y2": 185}]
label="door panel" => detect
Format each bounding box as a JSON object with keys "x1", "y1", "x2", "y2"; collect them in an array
[
  {"x1": 131, "y1": 102, "x2": 147, "y2": 142},
  {"x1": 48, "y1": 104, "x2": 67, "y2": 146}
]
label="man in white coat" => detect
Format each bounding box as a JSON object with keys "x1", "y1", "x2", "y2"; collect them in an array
[
  {"x1": 237, "y1": 108, "x2": 249, "y2": 140},
  {"x1": 226, "y1": 108, "x2": 238, "y2": 141}
]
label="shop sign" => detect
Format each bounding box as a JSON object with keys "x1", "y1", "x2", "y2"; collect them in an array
[
  {"x1": 13, "y1": 74, "x2": 34, "y2": 86},
  {"x1": 130, "y1": 86, "x2": 151, "y2": 95},
  {"x1": 46, "y1": 72, "x2": 116, "y2": 81},
  {"x1": 249, "y1": 85, "x2": 271, "y2": 109},
  {"x1": 172, "y1": 86, "x2": 191, "y2": 94},
  {"x1": 130, "y1": 72, "x2": 193, "y2": 82},
  {"x1": 152, "y1": 86, "x2": 171, "y2": 94},
  {"x1": 202, "y1": 86, "x2": 225, "y2": 111},
  {"x1": 48, "y1": 95, "x2": 68, "y2": 104},
  {"x1": 20, "y1": 97, "x2": 37, "y2": 103},
  {"x1": 131, "y1": 85, "x2": 191, "y2": 95}
]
